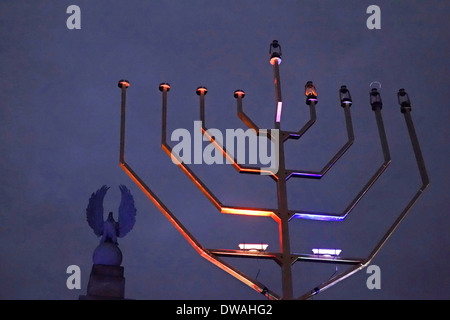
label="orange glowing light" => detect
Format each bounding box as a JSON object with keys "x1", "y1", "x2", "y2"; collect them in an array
[
  {"x1": 270, "y1": 57, "x2": 282, "y2": 65},
  {"x1": 305, "y1": 81, "x2": 317, "y2": 97},
  {"x1": 162, "y1": 143, "x2": 223, "y2": 210},
  {"x1": 234, "y1": 90, "x2": 245, "y2": 98},
  {"x1": 196, "y1": 87, "x2": 208, "y2": 95},
  {"x1": 221, "y1": 207, "x2": 277, "y2": 219},
  {"x1": 159, "y1": 83, "x2": 171, "y2": 91},
  {"x1": 118, "y1": 80, "x2": 130, "y2": 88}
]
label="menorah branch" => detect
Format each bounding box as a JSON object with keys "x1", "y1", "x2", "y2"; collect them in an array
[
  {"x1": 210, "y1": 248, "x2": 364, "y2": 266},
  {"x1": 119, "y1": 80, "x2": 280, "y2": 300},
  {"x1": 234, "y1": 89, "x2": 261, "y2": 134},
  {"x1": 297, "y1": 101, "x2": 429, "y2": 300},
  {"x1": 290, "y1": 103, "x2": 391, "y2": 221},
  {"x1": 199, "y1": 88, "x2": 278, "y2": 179},
  {"x1": 283, "y1": 103, "x2": 317, "y2": 141},
  {"x1": 286, "y1": 102, "x2": 354, "y2": 180},
  {"x1": 160, "y1": 84, "x2": 280, "y2": 220}
]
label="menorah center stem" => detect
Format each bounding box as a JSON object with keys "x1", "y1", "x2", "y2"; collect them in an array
[{"x1": 275, "y1": 133, "x2": 294, "y2": 299}]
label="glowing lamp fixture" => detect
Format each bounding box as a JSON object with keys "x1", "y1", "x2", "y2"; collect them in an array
[
  {"x1": 118, "y1": 79, "x2": 130, "y2": 88},
  {"x1": 370, "y1": 88, "x2": 382, "y2": 110},
  {"x1": 339, "y1": 85, "x2": 352, "y2": 107},
  {"x1": 196, "y1": 86, "x2": 208, "y2": 95},
  {"x1": 239, "y1": 243, "x2": 269, "y2": 252},
  {"x1": 159, "y1": 82, "x2": 171, "y2": 92},
  {"x1": 305, "y1": 81, "x2": 318, "y2": 104},
  {"x1": 276, "y1": 101, "x2": 283, "y2": 122},
  {"x1": 233, "y1": 89, "x2": 246, "y2": 99},
  {"x1": 397, "y1": 88, "x2": 411, "y2": 113},
  {"x1": 312, "y1": 248, "x2": 342, "y2": 256},
  {"x1": 269, "y1": 40, "x2": 282, "y2": 65}
]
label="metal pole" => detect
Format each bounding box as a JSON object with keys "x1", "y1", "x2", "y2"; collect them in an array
[
  {"x1": 272, "y1": 59, "x2": 293, "y2": 299},
  {"x1": 374, "y1": 107, "x2": 391, "y2": 163},
  {"x1": 277, "y1": 138, "x2": 294, "y2": 299},
  {"x1": 273, "y1": 61, "x2": 282, "y2": 129},
  {"x1": 161, "y1": 87, "x2": 167, "y2": 145},
  {"x1": 403, "y1": 110, "x2": 429, "y2": 186},
  {"x1": 119, "y1": 80, "x2": 129, "y2": 164}
]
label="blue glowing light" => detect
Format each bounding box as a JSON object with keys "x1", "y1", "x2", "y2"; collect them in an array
[{"x1": 292, "y1": 212, "x2": 346, "y2": 221}]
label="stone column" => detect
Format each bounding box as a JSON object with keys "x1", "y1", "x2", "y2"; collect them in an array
[{"x1": 79, "y1": 242, "x2": 130, "y2": 300}]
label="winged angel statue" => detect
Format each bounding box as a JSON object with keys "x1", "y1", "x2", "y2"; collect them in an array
[{"x1": 86, "y1": 185, "x2": 137, "y2": 245}]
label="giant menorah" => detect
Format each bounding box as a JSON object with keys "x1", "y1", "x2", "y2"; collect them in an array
[{"x1": 117, "y1": 40, "x2": 429, "y2": 300}]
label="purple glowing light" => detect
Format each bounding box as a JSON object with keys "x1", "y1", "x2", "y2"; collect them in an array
[
  {"x1": 292, "y1": 212, "x2": 346, "y2": 221},
  {"x1": 276, "y1": 101, "x2": 282, "y2": 122},
  {"x1": 288, "y1": 172, "x2": 322, "y2": 179}
]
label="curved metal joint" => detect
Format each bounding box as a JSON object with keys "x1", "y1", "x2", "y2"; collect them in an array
[
  {"x1": 285, "y1": 102, "x2": 354, "y2": 180},
  {"x1": 290, "y1": 104, "x2": 392, "y2": 222},
  {"x1": 284, "y1": 102, "x2": 317, "y2": 141},
  {"x1": 196, "y1": 88, "x2": 278, "y2": 179},
  {"x1": 234, "y1": 89, "x2": 259, "y2": 135}
]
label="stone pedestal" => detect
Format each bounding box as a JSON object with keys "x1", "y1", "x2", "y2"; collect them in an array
[{"x1": 79, "y1": 264, "x2": 126, "y2": 300}]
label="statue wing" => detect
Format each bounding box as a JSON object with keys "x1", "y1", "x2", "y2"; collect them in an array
[
  {"x1": 118, "y1": 185, "x2": 137, "y2": 238},
  {"x1": 86, "y1": 185, "x2": 109, "y2": 237}
]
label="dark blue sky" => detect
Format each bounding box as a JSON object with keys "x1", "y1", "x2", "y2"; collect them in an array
[{"x1": 1, "y1": 0, "x2": 449, "y2": 300}]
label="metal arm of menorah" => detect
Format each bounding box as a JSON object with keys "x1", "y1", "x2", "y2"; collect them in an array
[
  {"x1": 198, "y1": 87, "x2": 279, "y2": 179},
  {"x1": 290, "y1": 88, "x2": 392, "y2": 221},
  {"x1": 117, "y1": 40, "x2": 429, "y2": 300},
  {"x1": 193, "y1": 43, "x2": 389, "y2": 224},
  {"x1": 298, "y1": 91, "x2": 430, "y2": 299},
  {"x1": 118, "y1": 79, "x2": 280, "y2": 300}
]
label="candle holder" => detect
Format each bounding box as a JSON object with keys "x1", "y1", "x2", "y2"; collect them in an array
[{"x1": 117, "y1": 41, "x2": 429, "y2": 299}]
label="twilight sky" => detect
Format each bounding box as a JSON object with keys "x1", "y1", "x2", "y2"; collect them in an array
[{"x1": 1, "y1": 0, "x2": 449, "y2": 300}]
